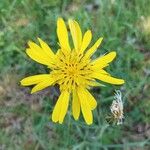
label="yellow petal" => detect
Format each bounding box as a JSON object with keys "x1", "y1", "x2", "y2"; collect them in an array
[
  {"x1": 26, "y1": 49, "x2": 53, "y2": 67},
  {"x1": 80, "y1": 30, "x2": 92, "y2": 53},
  {"x1": 85, "y1": 89, "x2": 97, "y2": 110},
  {"x1": 26, "y1": 40, "x2": 54, "y2": 67},
  {"x1": 92, "y1": 72, "x2": 125, "y2": 85},
  {"x1": 85, "y1": 37, "x2": 103, "y2": 58},
  {"x1": 57, "y1": 18, "x2": 71, "y2": 52},
  {"x1": 59, "y1": 91, "x2": 70, "y2": 124},
  {"x1": 52, "y1": 91, "x2": 70, "y2": 123},
  {"x1": 87, "y1": 81, "x2": 105, "y2": 87},
  {"x1": 37, "y1": 38, "x2": 55, "y2": 58},
  {"x1": 92, "y1": 51, "x2": 116, "y2": 69},
  {"x1": 72, "y1": 90, "x2": 80, "y2": 120},
  {"x1": 31, "y1": 79, "x2": 54, "y2": 93},
  {"x1": 77, "y1": 88, "x2": 93, "y2": 125},
  {"x1": 68, "y1": 19, "x2": 82, "y2": 51},
  {"x1": 20, "y1": 74, "x2": 52, "y2": 86},
  {"x1": 52, "y1": 93, "x2": 63, "y2": 123}
]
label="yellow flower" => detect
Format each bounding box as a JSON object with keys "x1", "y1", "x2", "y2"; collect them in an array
[{"x1": 20, "y1": 18, "x2": 125, "y2": 125}]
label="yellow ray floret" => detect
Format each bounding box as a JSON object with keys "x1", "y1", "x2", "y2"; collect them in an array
[
  {"x1": 20, "y1": 17, "x2": 125, "y2": 125},
  {"x1": 68, "y1": 19, "x2": 82, "y2": 51},
  {"x1": 92, "y1": 51, "x2": 116, "y2": 69},
  {"x1": 77, "y1": 87, "x2": 93, "y2": 125},
  {"x1": 80, "y1": 30, "x2": 92, "y2": 53},
  {"x1": 85, "y1": 37, "x2": 103, "y2": 58},
  {"x1": 20, "y1": 74, "x2": 55, "y2": 93},
  {"x1": 72, "y1": 90, "x2": 80, "y2": 120},
  {"x1": 57, "y1": 18, "x2": 71, "y2": 52},
  {"x1": 26, "y1": 40, "x2": 55, "y2": 67},
  {"x1": 52, "y1": 91, "x2": 70, "y2": 124}
]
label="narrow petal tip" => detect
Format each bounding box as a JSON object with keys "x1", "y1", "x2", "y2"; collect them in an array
[
  {"x1": 111, "y1": 51, "x2": 117, "y2": 57},
  {"x1": 57, "y1": 17, "x2": 64, "y2": 24},
  {"x1": 86, "y1": 121, "x2": 93, "y2": 125},
  {"x1": 31, "y1": 89, "x2": 36, "y2": 94},
  {"x1": 114, "y1": 79, "x2": 125, "y2": 85},
  {"x1": 74, "y1": 117, "x2": 79, "y2": 121},
  {"x1": 68, "y1": 19, "x2": 73, "y2": 23},
  {"x1": 57, "y1": 17, "x2": 63, "y2": 21},
  {"x1": 20, "y1": 80, "x2": 23, "y2": 85},
  {"x1": 27, "y1": 40, "x2": 33, "y2": 47},
  {"x1": 37, "y1": 37, "x2": 42, "y2": 42},
  {"x1": 20, "y1": 79, "x2": 28, "y2": 86},
  {"x1": 59, "y1": 120, "x2": 63, "y2": 124},
  {"x1": 120, "y1": 79, "x2": 125, "y2": 84}
]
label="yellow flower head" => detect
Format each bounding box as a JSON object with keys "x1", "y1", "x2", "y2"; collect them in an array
[{"x1": 20, "y1": 18, "x2": 125, "y2": 125}]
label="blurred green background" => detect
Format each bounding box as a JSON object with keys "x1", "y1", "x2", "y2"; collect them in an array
[{"x1": 0, "y1": 0, "x2": 150, "y2": 149}]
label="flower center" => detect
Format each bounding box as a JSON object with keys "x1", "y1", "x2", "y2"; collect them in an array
[
  {"x1": 65, "y1": 63, "x2": 80, "y2": 79},
  {"x1": 51, "y1": 50, "x2": 93, "y2": 91},
  {"x1": 67, "y1": 64, "x2": 77, "y2": 75}
]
